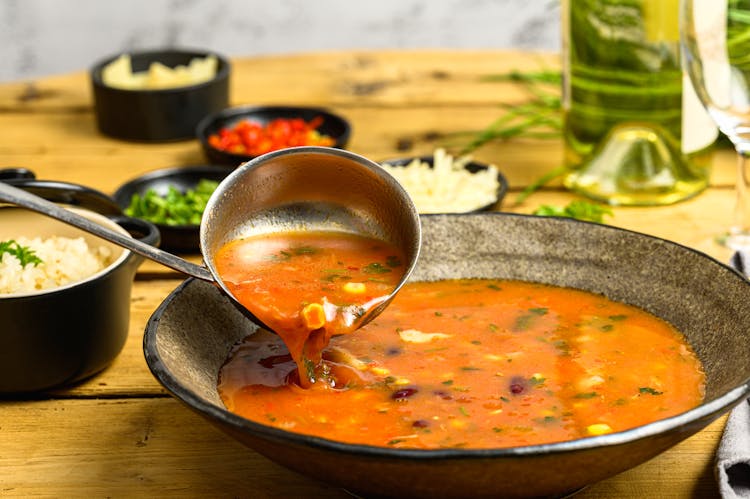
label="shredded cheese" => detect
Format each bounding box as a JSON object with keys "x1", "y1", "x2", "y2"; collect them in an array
[{"x1": 380, "y1": 148, "x2": 501, "y2": 213}]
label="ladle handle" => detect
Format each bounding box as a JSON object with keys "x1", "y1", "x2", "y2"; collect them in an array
[{"x1": 0, "y1": 181, "x2": 214, "y2": 282}]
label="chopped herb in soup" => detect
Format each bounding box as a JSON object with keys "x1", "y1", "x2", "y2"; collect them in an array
[
  {"x1": 218, "y1": 279, "x2": 705, "y2": 449},
  {"x1": 214, "y1": 230, "x2": 406, "y2": 387}
]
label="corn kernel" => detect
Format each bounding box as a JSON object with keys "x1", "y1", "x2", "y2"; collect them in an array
[
  {"x1": 586, "y1": 423, "x2": 612, "y2": 436},
  {"x1": 393, "y1": 377, "x2": 411, "y2": 385},
  {"x1": 343, "y1": 282, "x2": 366, "y2": 294},
  {"x1": 301, "y1": 303, "x2": 326, "y2": 329},
  {"x1": 371, "y1": 366, "x2": 390, "y2": 376}
]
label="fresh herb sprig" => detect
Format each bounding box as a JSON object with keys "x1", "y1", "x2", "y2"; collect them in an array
[
  {"x1": 532, "y1": 200, "x2": 612, "y2": 224},
  {"x1": 0, "y1": 240, "x2": 43, "y2": 267},
  {"x1": 125, "y1": 179, "x2": 219, "y2": 226},
  {"x1": 453, "y1": 69, "x2": 562, "y2": 156}
]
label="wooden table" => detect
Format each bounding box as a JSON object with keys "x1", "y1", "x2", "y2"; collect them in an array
[{"x1": 0, "y1": 50, "x2": 736, "y2": 497}]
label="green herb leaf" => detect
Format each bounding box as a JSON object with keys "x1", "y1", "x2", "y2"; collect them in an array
[
  {"x1": 574, "y1": 392, "x2": 599, "y2": 399},
  {"x1": 454, "y1": 68, "x2": 562, "y2": 156},
  {"x1": 638, "y1": 387, "x2": 663, "y2": 396},
  {"x1": 362, "y1": 262, "x2": 392, "y2": 274},
  {"x1": 124, "y1": 179, "x2": 219, "y2": 226},
  {"x1": 533, "y1": 200, "x2": 613, "y2": 224},
  {"x1": 0, "y1": 240, "x2": 43, "y2": 267}
]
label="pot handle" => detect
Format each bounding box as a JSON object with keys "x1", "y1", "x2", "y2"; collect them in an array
[
  {"x1": 0, "y1": 168, "x2": 36, "y2": 181},
  {"x1": 1, "y1": 174, "x2": 122, "y2": 216}
]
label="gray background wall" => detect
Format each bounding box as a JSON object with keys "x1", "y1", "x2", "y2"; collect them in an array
[{"x1": 0, "y1": 0, "x2": 561, "y2": 82}]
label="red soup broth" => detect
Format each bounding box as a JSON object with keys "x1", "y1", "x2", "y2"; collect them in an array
[
  {"x1": 218, "y1": 278, "x2": 706, "y2": 450},
  {"x1": 214, "y1": 230, "x2": 407, "y2": 387}
]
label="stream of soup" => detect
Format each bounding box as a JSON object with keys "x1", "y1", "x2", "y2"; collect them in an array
[
  {"x1": 214, "y1": 230, "x2": 406, "y2": 387},
  {"x1": 218, "y1": 278, "x2": 706, "y2": 449}
]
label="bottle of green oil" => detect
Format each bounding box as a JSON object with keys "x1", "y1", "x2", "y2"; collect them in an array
[{"x1": 562, "y1": 0, "x2": 717, "y2": 206}]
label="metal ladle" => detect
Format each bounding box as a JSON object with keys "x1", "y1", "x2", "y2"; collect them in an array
[{"x1": 0, "y1": 147, "x2": 422, "y2": 332}]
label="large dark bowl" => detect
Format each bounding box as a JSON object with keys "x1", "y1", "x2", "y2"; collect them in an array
[
  {"x1": 91, "y1": 49, "x2": 230, "y2": 142},
  {"x1": 112, "y1": 165, "x2": 234, "y2": 253},
  {"x1": 144, "y1": 213, "x2": 750, "y2": 498},
  {"x1": 196, "y1": 105, "x2": 351, "y2": 166}
]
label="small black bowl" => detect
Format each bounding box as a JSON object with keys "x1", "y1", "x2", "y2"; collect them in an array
[
  {"x1": 196, "y1": 105, "x2": 351, "y2": 166},
  {"x1": 380, "y1": 154, "x2": 509, "y2": 212},
  {"x1": 113, "y1": 165, "x2": 234, "y2": 252},
  {"x1": 91, "y1": 49, "x2": 231, "y2": 142}
]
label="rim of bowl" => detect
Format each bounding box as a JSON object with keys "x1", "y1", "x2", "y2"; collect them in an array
[
  {"x1": 143, "y1": 211, "x2": 750, "y2": 460},
  {"x1": 90, "y1": 48, "x2": 231, "y2": 95},
  {"x1": 0, "y1": 206, "x2": 132, "y2": 299}
]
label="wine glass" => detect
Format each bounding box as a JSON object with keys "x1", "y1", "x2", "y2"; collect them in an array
[{"x1": 681, "y1": 0, "x2": 750, "y2": 251}]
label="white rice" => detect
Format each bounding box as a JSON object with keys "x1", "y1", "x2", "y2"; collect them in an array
[
  {"x1": 0, "y1": 236, "x2": 114, "y2": 295},
  {"x1": 380, "y1": 148, "x2": 501, "y2": 214}
]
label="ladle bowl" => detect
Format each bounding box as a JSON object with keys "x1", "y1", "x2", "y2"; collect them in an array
[{"x1": 0, "y1": 147, "x2": 422, "y2": 332}]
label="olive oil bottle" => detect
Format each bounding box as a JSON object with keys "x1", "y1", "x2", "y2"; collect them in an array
[{"x1": 562, "y1": 0, "x2": 718, "y2": 206}]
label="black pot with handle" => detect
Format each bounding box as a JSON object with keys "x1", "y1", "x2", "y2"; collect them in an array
[{"x1": 0, "y1": 169, "x2": 159, "y2": 393}]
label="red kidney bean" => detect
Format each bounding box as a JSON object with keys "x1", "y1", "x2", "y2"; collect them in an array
[
  {"x1": 509, "y1": 376, "x2": 527, "y2": 395},
  {"x1": 433, "y1": 390, "x2": 453, "y2": 400},
  {"x1": 391, "y1": 387, "x2": 418, "y2": 400}
]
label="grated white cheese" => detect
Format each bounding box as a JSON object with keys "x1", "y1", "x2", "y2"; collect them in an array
[{"x1": 380, "y1": 148, "x2": 501, "y2": 213}]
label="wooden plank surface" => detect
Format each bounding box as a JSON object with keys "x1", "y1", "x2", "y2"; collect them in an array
[
  {"x1": 0, "y1": 397, "x2": 724, "y2": 498},
  {"x1": 0, "y1": 49, "x2": 739, "y2": 497}
]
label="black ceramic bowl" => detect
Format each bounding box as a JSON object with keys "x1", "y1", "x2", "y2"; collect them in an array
[
  {"x1": 0, "y1": 181, "x2": 159, "y2": 393},
  {"x1": 196, "y1": 105, "x2": 351, "y2": 166},
  {"x1": 380, "y1": 154, "x2": 509, "y2": 212},
  {"x1": 113, "y1": 165, "x2": 234, "y2": 253},
  {"x1": 144, "y1": 213, "x2": 750, "y2": 498},
  {"x1": 91, "y1": 49, "x2": 230, "y2": 142}
]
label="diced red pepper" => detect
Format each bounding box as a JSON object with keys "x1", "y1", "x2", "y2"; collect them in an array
[{"x1": 207, "y1": 116, "x2": 336, "y2": 156}]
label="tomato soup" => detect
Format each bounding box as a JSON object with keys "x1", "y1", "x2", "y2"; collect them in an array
[
  {"x1": 214, "y1": 231, "x2": 406, "y2": 387},
  {"x1": 218, "y1": 279, "x2": 705, "y2": 449}
]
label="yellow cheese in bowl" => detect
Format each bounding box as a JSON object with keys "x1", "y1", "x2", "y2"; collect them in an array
[{"x1": 102, "y1": 54, "x2": 218, "y2": 90}]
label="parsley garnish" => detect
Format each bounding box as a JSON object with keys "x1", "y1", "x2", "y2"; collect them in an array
[
  {"x1": 639, "y1": 387, "x2": 663, "y2": 396},
  {"x1": 0, "y1": 240, "x2": 43, "y2": 267},
  {"x1": 363, "y1": 262, "x2": 392, "y2": 274},
  {"x1": 574, "y1": 392, "x2": 599, "y2": 399}
]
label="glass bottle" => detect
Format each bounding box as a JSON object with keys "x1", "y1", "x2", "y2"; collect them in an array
[{"x1": 562, "y1": 0, "x2": 718, "y2": 206}]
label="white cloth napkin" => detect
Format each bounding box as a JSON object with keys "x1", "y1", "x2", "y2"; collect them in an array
[
  {"x1": 717, "y1": 252, "x2": 750, "y2": 498},
  {"x1": 718, "y1": 399, "x2": 750, "y2": 498}
]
